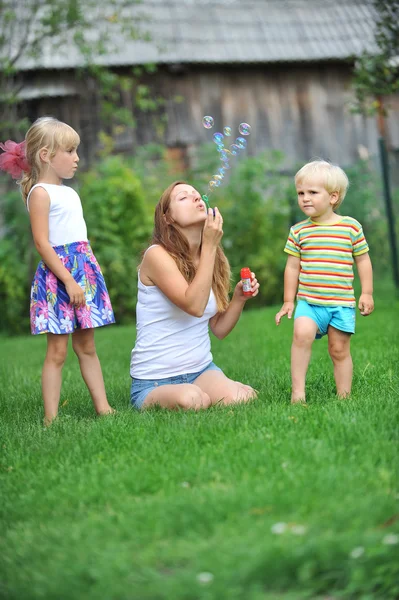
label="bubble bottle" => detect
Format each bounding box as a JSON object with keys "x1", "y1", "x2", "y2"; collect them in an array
[{"x1": 240, "y1": 267, "x2": 253, "y2": 297}]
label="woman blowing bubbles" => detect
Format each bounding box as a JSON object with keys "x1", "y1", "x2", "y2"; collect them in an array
[{"x1": 130, "y1": 181, "x2": 259, "y2": 410}]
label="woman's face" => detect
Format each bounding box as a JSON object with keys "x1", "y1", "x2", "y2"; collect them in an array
[{"x1": 168, "y1": 184, "x2": 207, "y2": 227}]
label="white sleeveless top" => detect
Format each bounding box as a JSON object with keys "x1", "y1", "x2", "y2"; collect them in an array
[
  {"x1": 27, "y1": 183, "x2": 88, "y2": 247},
  {"x1": 130, "y1": 248, "x2": 218, "y2": 379}
]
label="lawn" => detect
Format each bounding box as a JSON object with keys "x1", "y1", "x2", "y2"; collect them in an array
[{"x1": 0, "y1": 284, "x2": 398, "y2": 599}]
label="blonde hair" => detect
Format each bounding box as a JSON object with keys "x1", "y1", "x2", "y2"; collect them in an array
[
  {"x1": 19, "y1": 117, "x2": 80, "y2": 203},
  {"x1": 295, "y1": 160, "x2": 349, "y2": 210},
  {"x1": 148, "y1": 180, "x2": 231, "y2": 312}
]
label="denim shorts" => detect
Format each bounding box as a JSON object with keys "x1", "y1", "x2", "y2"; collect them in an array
[
  {"x1": 295, "y1": 300, "x2": 356, "y2": 339},
  {"x1": 130, "y1": 361, "x2": 222, "y2": 409}
]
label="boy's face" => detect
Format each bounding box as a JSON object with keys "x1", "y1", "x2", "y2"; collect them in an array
[{"x1": 296, "y1": 177, "x2": 339, "y2": 220}]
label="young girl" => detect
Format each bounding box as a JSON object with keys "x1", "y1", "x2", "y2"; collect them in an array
[
  {"x1": 130, "y1": 181, "x2": 259, "y2": 410},
  {"x1": 0, "y1": 117, "x2": 115, "y2": 423}
]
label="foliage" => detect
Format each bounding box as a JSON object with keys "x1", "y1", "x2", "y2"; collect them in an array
[
  {"x1": 344, "y1": 158, "x2": 399, "y2": 278},
  {"x1": 352, "y1": 0, "x2": 399, "y2": 116},
  {"x1": 1, "y1": 289, "x2": 398, "y2": 598},
  {"x1": 210, "y1": 152, "x2": 293, "y2": 307},
  {"x1": 0, "y1": 150, "x2": 397, "y2": 335},
  {"x1": 0, "y1": 187, "x2": 33, "y2": 334},
  {"x1": 0, "y1": 0, "x2": 151, "y2": 138},
  {"x1": 77, "y1": 155, "x2": 153, "y2": 323}
]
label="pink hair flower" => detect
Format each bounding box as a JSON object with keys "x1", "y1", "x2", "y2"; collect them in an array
[{"x1": 0, "y1": 140, "x2": 30, "y2": 179}]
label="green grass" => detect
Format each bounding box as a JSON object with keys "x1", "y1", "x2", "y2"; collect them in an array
[{"x1": 1, "y1": 284, "x2": 398, "y2": 599}]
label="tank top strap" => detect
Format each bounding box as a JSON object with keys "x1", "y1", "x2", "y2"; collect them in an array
[
  {"x1": 26, "y1": 183, "x2": 52, "y2": 211},
  {"x1": 142, "y1": 244, "x2": 160, "y2": 258}
]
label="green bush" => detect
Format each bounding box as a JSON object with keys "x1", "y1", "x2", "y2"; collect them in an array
[
  {"x1": 1, "y1": 149, "x2": 398, "y2": 335},
  {"x1": 77, "y1": 155, "x2": 153, "y2": 323},
  {"x1": 0, "y1": 187, "x2": 35, "y2": 334}
]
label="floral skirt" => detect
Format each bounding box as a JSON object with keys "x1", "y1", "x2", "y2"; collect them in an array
[{"x1": 30, "y1": 241, "x2": 115, "y2": 335}]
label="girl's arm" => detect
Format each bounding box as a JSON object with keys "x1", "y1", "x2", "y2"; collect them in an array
[
  {"x1": 275, "y1": 255, "x2": 300, "y2": 324},
  {"x1": 209, "y1": 273, "x2": 259, "y2": 339},
  {"x1": 354, "y1": 252, "x2": 374, "y2": 316},
  {"x1": 142, "y1": 208, "x2": 223, "y2": 317},
  {"x1": 29, "y1": 187, "x2": 85, "y2": 307}
]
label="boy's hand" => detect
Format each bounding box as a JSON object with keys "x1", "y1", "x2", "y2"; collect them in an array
[
  {"x1": 358, "y1": 293, "x2": 374, "y2": 316},
  {"x1": 275, "y1": 301, "x2": 295, "y2": 325}
]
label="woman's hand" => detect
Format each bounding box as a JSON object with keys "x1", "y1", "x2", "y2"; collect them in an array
[
  {"x1": 202, "y1": 207, "x2": 223, "y2": 249},
  {"x1": 233, "y1": 272, "x2": 260, "y2": 302},
  {"x1": 65, "y1": 278, "x2": 86, "y2": 308}
]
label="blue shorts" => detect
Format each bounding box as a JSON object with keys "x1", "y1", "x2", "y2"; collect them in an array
[
  {"x1": 130, "y1": 361, "x2": 222, "y2": 409},
  {"x1": 294, "y1": 300, "x2": 356, "y2": 339}
]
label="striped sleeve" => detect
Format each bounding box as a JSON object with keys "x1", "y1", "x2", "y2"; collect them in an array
[
  {"x1": 352, "y1": 224, "x2": 369, "y2": 256},
  {"x1": 284, "y1": 227, "x2": 300, "y2": 257}
]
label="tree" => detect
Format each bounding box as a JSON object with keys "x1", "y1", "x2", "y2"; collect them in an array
[
  {"x1": 0, "y1": 0, "x2": 151, "y2": 138},
  {"x1": 352, "y1": 0, "x2": 399, "y2": 289}
]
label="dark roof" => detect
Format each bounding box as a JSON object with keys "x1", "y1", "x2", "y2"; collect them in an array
[{"x1": 14, "y1": 0, "x2": 378, "y2": 71}]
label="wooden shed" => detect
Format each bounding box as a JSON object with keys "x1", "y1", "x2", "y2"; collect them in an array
[{"x1": 11, "y1": 0, "x2": 399, "y2": 169}]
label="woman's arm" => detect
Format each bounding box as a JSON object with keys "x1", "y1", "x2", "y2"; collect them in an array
[
  {"x1": 354, "y1": 252, "x2": 374, "y2": 316},
  {"x1": 29, "y1": 187, "x2": 85, "y2": 306},
  {"x1": 209, "y1": 274, "x2": 259, "y2": 339},
  {"x1": 142, "y1": 208, "x2": 223, "y2": 317}
]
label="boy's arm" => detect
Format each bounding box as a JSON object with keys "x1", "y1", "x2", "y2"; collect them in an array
[
  {"x1": 275, "y1": 255, "x2": 300, "y2": 325},
  {"x1": 354, "y1": 252, "x2": 374, "y2": 316}
]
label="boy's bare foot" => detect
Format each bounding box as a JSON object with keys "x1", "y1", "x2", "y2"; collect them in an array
[{"x1": 291, "y1": 397, "x2": 306, "y2": 404}]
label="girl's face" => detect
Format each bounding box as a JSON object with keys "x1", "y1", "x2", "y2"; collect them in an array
[
  {"x1": 168, "y1": 184, "x2": 207, "y2": 227},
  {"x1": 46, "y1": 146, "x2": 80, "y2": 180}
]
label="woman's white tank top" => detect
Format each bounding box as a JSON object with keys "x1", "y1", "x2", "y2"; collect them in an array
[
  {"x1": 27, "y1": 183, "x2": 88, "y2": 247},
  {"x1": 130, "y1": 247, "x2": 218, "y2": 379}
]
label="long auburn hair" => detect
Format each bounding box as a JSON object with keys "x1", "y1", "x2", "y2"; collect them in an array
[{"x1": 149, "y1": 180, "x2": 231, "y2": 312}]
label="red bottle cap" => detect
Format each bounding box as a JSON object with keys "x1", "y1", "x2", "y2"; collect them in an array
[{"x1": 240, "y1": 267, "x2": 251, "y2": 279}]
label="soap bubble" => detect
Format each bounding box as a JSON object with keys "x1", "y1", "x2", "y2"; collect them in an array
[
  {"x1": 239, "y1": 122, "x2": 251, "y2": 135},
  {"x1": 213, "y1": 132, "x2": 224, "y2": 144},
  {"x1": 230, "y1": 144, "x2": 240, "y2": 156},
  {"x1": 218, "y1": 167, "x2": 225, "y2": 176},
  {"x1": 216, "y1": 144, "x2": 225, "y2": 152},
  {"x1": 223, "y1": 126, "x2": 232, "y2": 136},
  {"x1": 221, "y1": 161, "x2": 230, "y2": 169},
  {"x1": 202, "y1": 116, "x2": 214, "y2": 129},
  {"x1": 236, "y1": 137, "x2": 247, "y2": 149}
]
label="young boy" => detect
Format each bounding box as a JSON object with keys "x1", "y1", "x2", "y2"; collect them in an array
[{"x1": 275, "y1": 160, "x2": 374, "y2": 403}]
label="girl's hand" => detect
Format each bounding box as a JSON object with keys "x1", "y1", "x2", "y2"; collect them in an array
[
  {"x1": 202, "y1": 207, "x2": 223, "y2": 249},
  {"x1": 65, "y1": 278, "x2": 86, "y2": 308},
  {"x1": 234, "y1": 272, "x2": 259, "y2": 301},
  {"x1": 275, "y1": 301, "x2": 295, "y2": 325},
  {"x1": 358, "y1": 293, "x2": 374, "y2": 316}
]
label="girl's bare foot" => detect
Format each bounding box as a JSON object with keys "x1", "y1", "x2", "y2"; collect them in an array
[{"x1": 97, "y1": 406, "x2": 117, "y2": 416}]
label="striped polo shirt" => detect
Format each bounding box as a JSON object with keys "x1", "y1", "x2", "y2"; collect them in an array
[{"x1": 284, "y1": 216, "x2": 369, "y2": 307}]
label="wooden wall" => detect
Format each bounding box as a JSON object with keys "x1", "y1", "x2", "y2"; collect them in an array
[{"x1": 21, "y1": 62, "x2": 399, "y2": 171}]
